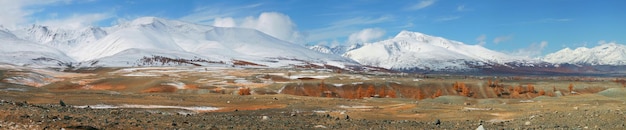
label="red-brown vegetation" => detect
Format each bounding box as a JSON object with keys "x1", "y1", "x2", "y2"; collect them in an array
[
  {"x1": 527, "y1": 84, "x2": 535, "y2": 93},
  {"x1": 415, "y1": 89, "x2": 424, "y2": 100},
  {"x1": 379, "y1": 87, "x2": 387, "y2": 98},
  {"x1": 431, "y1": 89, "x2": 442, "y2": 99},
  {"x1": 538, "y1": 89, "x2": 546, "y2": 96},
  {"x1": 232, "y1": 60, "x2": 266, "y2": 66},
  {"x1": 366, "y1": 85, "x2": 376, "y2": 97},
  {"x1": 142, "y1": 86, "x2": 177, "y2": 93},
  {"x1": 238, "y1": 87, "x2": 251, "y2": 95},
  {"x1": 356, "y1": 86, "x2": 365, "y2": 98},
  {"x1": 319, "y1": 80, "x2": 326, "y2": 97},
  {"x1": 387, "y1": 90, "x2": 397, "y2": 98}
]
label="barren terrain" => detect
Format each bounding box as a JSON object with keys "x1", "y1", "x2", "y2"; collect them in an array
[{"x1": 1, "y1": 66, "x2": 625, "y2": 129}]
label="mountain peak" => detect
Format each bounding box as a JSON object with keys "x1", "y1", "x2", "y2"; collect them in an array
[
  {"x1": 394, "y1": 30, "x2": 428, "y2": 39},
  {"x1": 543, "y1": 42, "x2": 626, "y2": 65},
  {"x1": 130, "y1": 17, "x2": 166, "y2": 25}
]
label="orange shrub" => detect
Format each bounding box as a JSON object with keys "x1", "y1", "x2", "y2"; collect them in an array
[
  {"x1": 568, "y1": 83, "x2": 574, "y2": 93},
  {"x1": 461, "y1": 85, "x2": 470, "y2": 97},
  {"x1": 379, "y1": 87, "x2": 387, "y2": 98},
  {"x1": 356, "y1": 86, "x2": 365, "y2": 98},
  {"x1": 238, "y1": 87, "x2": 251, "y2": 95},
  {"x1": 431, "y1": 89, "x2": 442, "y2": 98},
  {"x1": 527, "y1": 84, "x2": 535, "y2": 93},
  {"x1": 388, "y1": 90, "x2": 397, "y2": 98},
  {"x1": 538, "y1": 89, "x2": 546, "y2": 96},
  {"x1": 366, "y1": 85, "x2": 376, "y2": 97},
  {"x1": 415, "y1": 89, "x2": 424, "y2": 100}
]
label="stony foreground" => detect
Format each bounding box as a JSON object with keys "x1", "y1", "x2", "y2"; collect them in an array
[{"x1": 1, "y1": 99, "x2": 625, "y2": 130}]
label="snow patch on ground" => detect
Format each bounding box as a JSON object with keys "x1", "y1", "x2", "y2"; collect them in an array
[
  {"x1": 338, "y1": 105, "x2": 374, "y2": 109},
  {"x1": 162, "y1": 82, "x2": 186, "y2": 89},
  {"x1": 289, "y1": 75, "x2": 330, "y2": 79},
  {"x1": 74, "y1": 104, "x2": 220, "y2": 112},
  {"x1": 123, "y1": 73, "x2": 160, "y2": 77},
  {"x1": 234, "y1": 79, "x2": 250, "y2": 84},
  {"x1": 0, "y1": 88, "x2": 28, "y2": 92}
]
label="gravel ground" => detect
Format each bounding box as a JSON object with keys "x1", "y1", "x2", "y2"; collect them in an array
[{"x1": 1, "y1": 99, "x2": 625, "y2": 130}]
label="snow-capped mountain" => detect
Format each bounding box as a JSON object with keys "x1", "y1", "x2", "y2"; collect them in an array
[
  {"x1": 0, "y1": 17, "x2": 357, "y2": 68},
  {"x1": 343, "y1": 31, "x2": 540, "y2": 71},
  {"x1": 0, "y1": 27, "x2": 74, "y2": 67},
  {"x1": 543, "y1": 43, "x2": 626, "y2": 65},
  {"x1": 307, "y1": 43, "x2": 363, "y2": 55}
]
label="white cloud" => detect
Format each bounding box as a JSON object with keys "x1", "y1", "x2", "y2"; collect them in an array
[
  {"x1": 182, "y1": 11, "x2": 305, "y2": 44},
  {"x1": 179, "y1": 3, "x2": 262, "y2": 25},
  {"x1": 37, "y1": 13, "x2": 113, "y2": 29},
  {"x1": 212, "y1": 17, "x2": 236, "y2": 27},
  {"x1": 0, "y1": 0, "x2": 113, "y2": 29},
  {"x1": 513, "y1": 41, "x2": 548, "y2": 58},
  {"x1": 476, "y1": 34, "x2": 486, "y2": 46},
  {"x1": 0, "y1": 0, "x2": 70, "y2": 29},
  {"x1": 408, "y1": 0, "x2": 436, "y2": 10},
  {"x1": 348, "y1": 28, "x2": 386, "y2": 44},
  {"x1": 307, "y1": 15, "x2": 392, "y2": 42},
  {"x1": 241, "y1": 12, "x2": 305, "y2": 44},
  {"x1": 493, "y1": 35, "x2": 513, "y2": 44}
]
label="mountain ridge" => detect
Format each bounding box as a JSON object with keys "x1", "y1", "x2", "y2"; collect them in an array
[
  {"x1": 0, "y1": 17, "x2": 357, "y2": 68},
  {"x1": 543, "y1": 43, "x2": 626, "y2": 66}
]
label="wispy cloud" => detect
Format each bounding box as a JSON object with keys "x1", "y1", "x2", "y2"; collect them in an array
[
  {"x1": 503, "y1": 18, "x2": 572, "y2": 26},
  {"x1": 0, "y1": 0, "x2": 114, "y2": 29},
  {"x1": 541, "y1": 18, "x2": 571, "y2": 22},
  {"x1": 179, "y1": 3, "x2": 263, "y2": 24},
  {"x1": 0, "y1": 0, "x2": 70, "y2": 29},
  {"x1": 331, "y1": 15, "x2": 393, "y2": 28},
  {"x1": 513, "y1": 41, "x2": 548, "y2": 58},
  {"x1": 36, "y1": 13, "x2": 114, "y2": 29},
  {"x1": 493, "y1": 35, "x2": 513, "y2": 44},
  {"x1": 408, "y1": 0, "x2": 436, "y2": 10},
  {"x1": 434, "y1": 16, "x2": 461, "y2": 22},
  {"x1": 476, "y1": 34, "x2": 486, "y2": 46},
  {"x1": 457, "y1": 5, "x2": 465, "y2": 11},
  {"x1": 348, "y1": 28, "x2": 386, "y2": 44},
  {"x1": 307, "y1": 15, "x2": 393, "y2": 42}
]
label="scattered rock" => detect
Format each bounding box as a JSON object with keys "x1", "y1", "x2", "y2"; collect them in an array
[
  {"x1": 59, "y1": 100, "x2": 66, "y2": 107},
  {"x1": 314, "y1": 125, "x2": 327, "y2": 128},
  {"x1": 63, "y1": 125, "x2": 99, "y2": 130},
  {"x1": 476, "y1": 125, "x2": 485, "y2": 130},
  {"x1": 524, "y1": 121, "x2": 531, "y2": 126}
]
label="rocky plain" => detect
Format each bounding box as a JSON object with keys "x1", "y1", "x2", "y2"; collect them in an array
[{"x1": 1, "y1": 66, "x2": 625, "y2": 129}]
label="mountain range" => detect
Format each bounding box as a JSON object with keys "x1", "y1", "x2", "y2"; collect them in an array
[
  {"x1": 310, "y1": 31, "x2": 626, "y2": 75},
  {"x1": 1, "y1": 17, "x2": 625, "y2": 75},
  {"x1": 1, "y1": 17, "x2": 357, "y2": 69}
]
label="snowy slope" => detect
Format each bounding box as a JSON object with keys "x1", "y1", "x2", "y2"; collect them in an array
[
  {"x1": 2, "y1": 17, "x2": 357, "y2": 68},
  {"x1": 11, "y1": 25, "x2": 107, "y2": 53},
  {"x1": 0, "y1": 28, "x2": 74, "y2": 67},
  {"x1": 344, "y1": 31, "x2": 538, "y2": 71},
  {"x1": 543, "y1": 43, "x2": 626, "y2": 65},
  {"x1": 308, "y1": 43, "x2": 363, "y2": 55}
]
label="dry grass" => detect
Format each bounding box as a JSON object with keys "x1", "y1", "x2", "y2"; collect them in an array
[{"x1": 2, "y1": 66, "x2": 625, "y2": 123}]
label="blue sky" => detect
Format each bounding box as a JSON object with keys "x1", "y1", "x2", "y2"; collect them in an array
[{"x1": 1, "y1": 0, "x2": 625, "y2": 57}]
